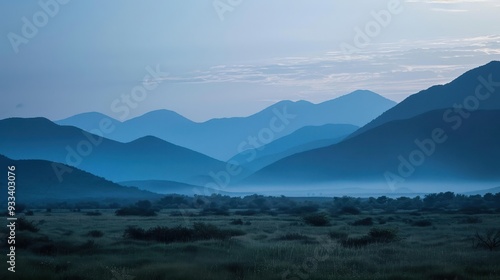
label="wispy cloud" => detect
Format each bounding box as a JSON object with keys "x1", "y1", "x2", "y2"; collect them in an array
[
  {"x1": 406, "y1": 0, "x2": 496, "y2": 13},
  {"x1": 162, "y1": 36, "x2": 500, "y2": 101}
]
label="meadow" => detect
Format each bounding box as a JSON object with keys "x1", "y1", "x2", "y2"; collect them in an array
[{"x1": 2, "y1": 201, "x2": 500, "y2": 280}]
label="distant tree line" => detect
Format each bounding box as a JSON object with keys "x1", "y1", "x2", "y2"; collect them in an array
[{"x1": 8, "y1": 192, "x2": 500, "y2": 215}]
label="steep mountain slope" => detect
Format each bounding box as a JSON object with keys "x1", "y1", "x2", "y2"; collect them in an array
[
  {"x1": 351, "y1": 61, "x2": 500, "y2": 137},
  {"x1": 230, "y1": 124, "x2": 358, "y2": 171},
  {"x1": 243, "y1": 109, "x2": 500, "y2": 186}
]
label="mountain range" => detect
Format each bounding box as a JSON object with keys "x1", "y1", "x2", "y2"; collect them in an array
[
  {"x1": 242, "y1": 61, "x2": 500, "y2": 192},
  {"x1": 2, "y1": 61, "x2": 499, "y2": 197},
  {"x1": 0, "y1": 118, "x2": 227, "y2": 184},
  {"x1": 56, "y1": 90, "x2": 396, "y2": 160}
]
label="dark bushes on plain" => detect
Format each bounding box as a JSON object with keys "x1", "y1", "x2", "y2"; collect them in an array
[
  {"x1": 303, "y1": 212, "x2": 330, "y2": 226},
  {"x1": 339, "y1": 206, "x2": 361, "y2": 215},
  {"x1": 17, "y1": 218, "x2": 40, "y2": 232},
  {"x1": 340, "y1": 228, "x2": 399, "y2": 248},
  {"x1": 123, "y1": 222, "x2": 245, "y2": 243}
]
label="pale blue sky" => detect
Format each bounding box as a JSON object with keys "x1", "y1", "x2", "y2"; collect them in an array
[{"x1": 1, "y1": 0, "x2": 500, "y2": 121}]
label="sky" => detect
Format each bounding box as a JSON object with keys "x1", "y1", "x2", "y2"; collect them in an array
[{"x1": 1, "y1": 0, "x2": 500, "y2": 122}]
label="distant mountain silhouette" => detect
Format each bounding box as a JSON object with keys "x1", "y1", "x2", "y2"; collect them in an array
[
  {"x1": 243, "y1": 109, "x2": 500, "y2": 188},
  {"x1": 0, "y1": 154, "x2": 161, "y2": 205},
  {"x1": 351, "y1": 61, "x2": 500, "y2": 137},
  {"x1": 0, "y1": 118, "x2": 227, "y2": 184},
  {"x1": 56, "y1": 90, "x2": 396, "y2": 160},
  {"x1": 56, "y1": 112, "x2": 121, "y2": 132},
  {"x1": 230, "y1": 124, "x2": 358, "y2": 172}
]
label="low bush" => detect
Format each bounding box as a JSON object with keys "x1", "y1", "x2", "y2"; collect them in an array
[
  {"x1": 340, "y1": 228, "x2": 399, "y2": 248},
  {"x1": 123, "y1": 222, "x2": 245, "y2": 243},
  {"x1": 352, "y1": 217, "x2": 373, "y2": 226},
  {"x1": 368, "y1": 228, "x2": 399, "y2": 243},
  {"x1": 17, "y1": 218, "x2": 40, "y2": 232},
  {"x1": 473, "y1": 229, "x2": 500, "y2": 251},
  {"x1": 303, "y1": 212, "x2": 330, "y2": 226},
  {"x1": 339, "y1": 206, "x2": 361, "y2": 215}
]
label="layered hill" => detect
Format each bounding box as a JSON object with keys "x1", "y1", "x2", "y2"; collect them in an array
[
  {"x1": 0, "y1": 118, "x2": 227, "y2": 184},
  {"x1": 244, "y1": 109, "x2": 500, "y2": 188},
  {"x1": 0, "y1": 154, "x2": 161, "y2": 205}
]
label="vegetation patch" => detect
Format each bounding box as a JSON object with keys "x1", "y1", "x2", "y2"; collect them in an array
[
  {"x1": 303, "y1": 212, "x2": 330, "y2": 226},
  {"x1": 340, "y1": 228, "x2": 399, "y2": 248},
  {"x1": 123, "y1": 222, "x2": 245, "y2": 243},
  {"x1": 115, "y1": 200, "x2": 158, "y2": 216},
  {"x1": 17, "y1": 217, "x2": 40, "y2": 232}
]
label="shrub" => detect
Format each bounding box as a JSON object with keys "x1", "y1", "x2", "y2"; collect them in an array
[
  {"x1": 368, "y1": 228, "x2": 399, "y2": 243},
  {"x1": 123, "y1": 223, "x2": 245, "y2": 243},
  {"x1": 340, "y1": 228, "x2": 399, "y2": 248},
  {"x1": 352, "y1": 217, "x2": 373, "y2": 226},
  {"x1": 412, "y1": 220, "x2": 432, "y2": 227},
  {"x1": 17, "y1": 218, "x2": 39, "y2": 232},
  {"x1": 473, "y1": 229, "x2": 500, "y2": 251},
  {"x1": 303, "y1": 212, "x2": 330, "y2": 226},
  {"x1": 86, "y1": 230, "x2": 104, "y2": 238}
]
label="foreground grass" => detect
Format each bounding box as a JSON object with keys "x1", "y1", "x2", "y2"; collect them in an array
[{"x1": 1, "y1": 209, "x2": 500, "y2": 280}]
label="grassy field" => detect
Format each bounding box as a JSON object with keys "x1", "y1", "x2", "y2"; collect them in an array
[{"x1": 2, "y1": 209, "x2": 500, "y2": 280}]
